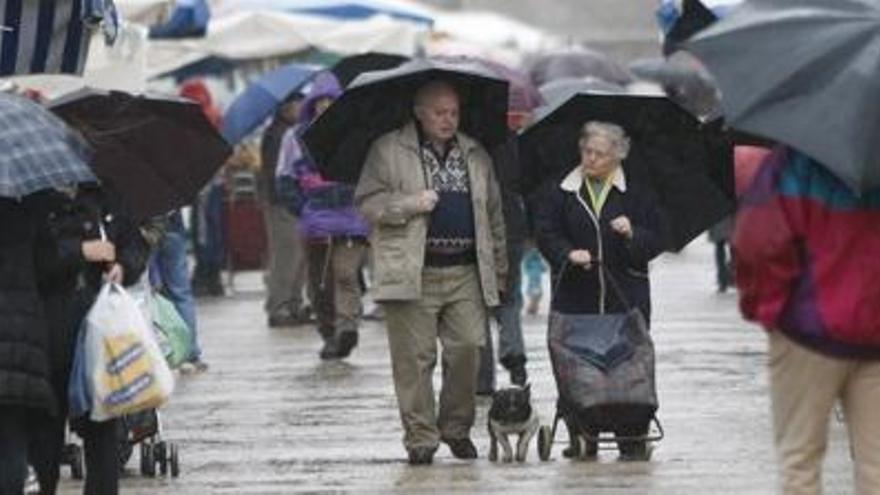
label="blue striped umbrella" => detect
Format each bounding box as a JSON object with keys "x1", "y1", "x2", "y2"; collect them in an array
[
  {"x1": 221, "y1": 63, "x2": 317, "y2": 144},
  {"x1": 0, "y1": 0, "x2": 95, "y2": 76},
  {"x1": 0, "y1": 91, "x2": 96, "y2": 197}
]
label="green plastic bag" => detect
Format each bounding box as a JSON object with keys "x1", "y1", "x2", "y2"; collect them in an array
[{"x1": 151, "y1": 293, "x2": 191, "y2": 368}]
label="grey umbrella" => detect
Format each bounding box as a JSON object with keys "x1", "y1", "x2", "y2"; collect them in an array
[
  {"x1": 685, "y1": 0, "x2": 880, "y2": 193},
  {"x1": 629, "y1": 57, "x2": 721, "y2": 121},
  {"x1": 0, "y1": 92, "x2": 96, "y2": 198},
  {"x1": 528, "y1": 49, "x2": 634, "y2": 87}
]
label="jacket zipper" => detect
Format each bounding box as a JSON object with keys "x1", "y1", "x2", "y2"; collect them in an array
[{"x1": 572, "y1": 193, "x2": 605, "y2": 314}]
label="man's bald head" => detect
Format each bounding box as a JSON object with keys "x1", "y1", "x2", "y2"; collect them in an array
[{"x1": 413, "y1": 80, "x2": 460, "y2": 144}]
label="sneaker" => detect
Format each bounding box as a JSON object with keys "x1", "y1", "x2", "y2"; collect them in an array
[
  {"x1": 336, "y1": 331, "x2": 358, "y2": 358},
  {"x1": 441, "y1": 437, "x2": 478, "y2": 459},
  {"x1": 407, "y1": 447, "x2": 436, "y2": 465},
  {"x1": 182, "y1": 359, "x2": 209, "y2": 373}
]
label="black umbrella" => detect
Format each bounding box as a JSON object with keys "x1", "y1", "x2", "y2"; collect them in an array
[
  {"x1": 303, "y1": 57, "x2": 509, "y2": 183},
  {"x1": 663, "y1": 0, "x2": 718, "y2": 56},
  {"x1": 49, "y1": 88, "x2": 232, "y2": 219},
  {"x1": 519, "y1": 91, "x2": 734, "y2": 251},
  {"x1": 330, "y1": 52, "x2": 409, "y2": 88}
]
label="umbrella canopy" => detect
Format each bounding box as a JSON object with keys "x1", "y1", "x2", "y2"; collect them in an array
[
  {"x1": 330, "y1": 52, "x2": 408, "y2": 88},
  {"x1": 686, "y1": 0, "x2": 880, "y2": 194},
  {"x1": 49, "y1": 88, "x2": 232, "y2": 219},
  {"x1": 303, "y1": 57, "x2": 509, "y2": 183},
  {"x1": 433, "y1": 55, "x2": 543, "y2": 113},
  {"x1": 629, "y1": 57, "x2": 720, "y2": 120},
  {"x1": 519, "y1": 91, "x2": 734, "y2": 251},
  {"x1": 0, "y1": 92, "x2": 96, "y2": 197},
  {"x1": 538, "y1": 77, "x2": 624, "y2": 106},
  {"x1": 527, "y1": 49, "x2": 633, "y2": 87},
  {"x1": 222, "y1": 63, "x2": 318, "y2": 144}
]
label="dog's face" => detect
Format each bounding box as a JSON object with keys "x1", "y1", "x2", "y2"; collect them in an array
[{"x1": 488, "y1": 384, "x2": 532, "y2": 424}]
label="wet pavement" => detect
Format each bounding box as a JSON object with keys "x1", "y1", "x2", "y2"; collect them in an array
[{"x1": 59, "y1": 242, "x2": 855, "y2": 494}]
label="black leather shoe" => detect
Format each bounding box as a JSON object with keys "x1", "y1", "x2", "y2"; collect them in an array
[
  {"x1": 509, "y1": 364, "x2": 528, "y2": 386},
  {"x1": 319, "y1": 339, "x2": 341, "y2": 360},
  {"x1": 336, "y1": 331, "x2": 358, "y2": 358},
  {"x1": 441, "y1": 437, "x2": 478, "y2": 459},
  {"x1": 407, "y1": 447, "x2": 436, "y2": 465}
]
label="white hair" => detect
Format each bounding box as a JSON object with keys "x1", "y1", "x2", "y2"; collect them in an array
[{"x1": 580, "y1": 121, "x2": 631, "y2": 160}]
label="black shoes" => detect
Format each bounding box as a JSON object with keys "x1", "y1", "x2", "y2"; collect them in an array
[
  {"x1": 407, "y1": 447, "x2": 436, "y2": 465},
  {"x1": 336, "y1": 332, "x2": 358, "y2": 358},
  {"x1": 441, "y1": 437, "x2": 478, "y2": 459},
  {"x1": 319, "y1": 332, "x2": 358, "y2": 360},
  {"x1": 509, "y1": 364, "x2": 528, "y2": 387},
  {"x1": 618, "y1": 441, "x2": 652, "y2": 462}
]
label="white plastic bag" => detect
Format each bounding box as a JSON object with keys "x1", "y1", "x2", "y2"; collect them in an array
[{"x1": 84, "y1": 282, "x2": 174, "y2": 421}]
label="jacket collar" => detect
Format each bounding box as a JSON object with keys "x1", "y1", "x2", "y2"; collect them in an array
[
  {"x1": 397, "y1": 121, "x2": 480, "y2": 154},
  {"x1": 559, "y1": 165, "x2": 627, "y2": 194}
]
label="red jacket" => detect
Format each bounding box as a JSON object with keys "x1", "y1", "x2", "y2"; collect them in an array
[{"x1": 735, "y1": 147, "x2": 880, "y2": 359}]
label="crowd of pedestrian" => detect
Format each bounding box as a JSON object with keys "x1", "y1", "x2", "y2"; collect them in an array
[{"x1": 2, "y1": 1, "x2": 879, "y2": 493}]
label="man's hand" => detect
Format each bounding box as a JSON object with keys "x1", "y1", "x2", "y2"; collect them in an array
[
  {"x1": 105, "y1": 263, "x2": 124, "y2": 284},
  {"x1": 416, "y1": 190, "x2": 439, "y2": 213},
  {"x1": 610, "y1": 216, "x2": 633, "y2": 240},
  {"x1": 82, "y1": 240, "x2": 116, "y2": 263},
  {"x1": 568, "y1": 249, "x2": 593, "y2": 267}
]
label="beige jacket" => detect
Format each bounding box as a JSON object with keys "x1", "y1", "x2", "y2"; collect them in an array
[{"x1": 355, "y1": 122, "x2": 507, "y2": 304}]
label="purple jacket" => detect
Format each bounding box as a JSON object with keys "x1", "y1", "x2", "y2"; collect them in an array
[{"x1": 276, "y1": 72, "x2": 370, "y2": 240}]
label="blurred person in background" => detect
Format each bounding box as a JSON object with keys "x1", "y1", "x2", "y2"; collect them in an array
[
  {"x1": 259, "y1": 94, "x2": 312, "y2": 328},
  {"x1": 277, "y1": 72, "x2": 370, "y2": 359}
]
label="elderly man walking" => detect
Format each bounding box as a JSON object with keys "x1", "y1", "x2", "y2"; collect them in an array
[{"x1": 355, "y1": 80, "x2": 507, "y2": 465}]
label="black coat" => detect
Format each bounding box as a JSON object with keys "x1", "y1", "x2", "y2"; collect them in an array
[
  {"x1": 0, "y1": 197, "x2": 55, "y2": 415},
  {"x1": 534, "y1": 167, "x2": 670, "y2": 323},
  {"x1": 33, "y1": 187, "x2": 150, "y2": 408}
]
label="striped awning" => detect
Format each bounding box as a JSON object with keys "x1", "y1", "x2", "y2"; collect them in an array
[{"x1": 0, "y1": 0, "x2": 93, "y2": 76}]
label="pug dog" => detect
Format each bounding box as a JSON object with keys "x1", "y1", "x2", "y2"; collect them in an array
[{"x1": 488, "y1": 384, "x2": 539, "y2": 463}]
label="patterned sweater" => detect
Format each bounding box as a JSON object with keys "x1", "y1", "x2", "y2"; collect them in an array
[{"x1": 420, "y1": 139, "x2": 476, "y2": 266}]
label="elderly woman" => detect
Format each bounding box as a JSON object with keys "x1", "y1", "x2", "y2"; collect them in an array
[{"x1": 534, "y1": 121, "x2": 669, "y2": 461}]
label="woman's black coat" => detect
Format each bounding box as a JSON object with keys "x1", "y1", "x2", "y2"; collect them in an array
[
  {"x1": 533, "y1": 168, "x2": 670, "y2": 324},
  {"x1": 0, "y1": 197, "x2": 56, "y2": 415},
  {"x1": 33, "y1": 186, "x2": 150, "y2": 411}
]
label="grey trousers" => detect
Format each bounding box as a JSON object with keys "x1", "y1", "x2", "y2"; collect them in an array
[
  {"x1": 262, "y1": 203, "x2": 307, "y2": 317},
  {"x1": 382, "y1": 265, "x2": 487, "y2": 451}
]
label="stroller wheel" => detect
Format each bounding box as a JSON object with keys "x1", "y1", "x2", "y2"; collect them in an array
[
  {"x1": 169, "y1": 444, "x2": 180, "y2": 478},
  {"x1": 537, "y1": 425, "x2": 553, "y2": 461},
  {"x1": 140, "y1": 443, "x2": 155, "y2": 477},
  {"x1": 155, "y1": 442, "x2": 168, "y2": 476},
  {"x1": 70, "y1": 446, "x2": 84, "y2": 480}
]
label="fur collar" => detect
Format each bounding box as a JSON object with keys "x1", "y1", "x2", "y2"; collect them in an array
[{"x1": 559, "y1": 165, "x2": 627, "y2": 194}]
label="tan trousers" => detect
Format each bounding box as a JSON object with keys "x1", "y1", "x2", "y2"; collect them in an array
[
  {"x1": 262, "y1": 204, "x2": 307, "y2": 316},
  {"x1": 382, "y1": 265, "x2": 487, "y2": 451},
  {"x1": 768, "y1": 332, "x2": 880, "y2": 495}
]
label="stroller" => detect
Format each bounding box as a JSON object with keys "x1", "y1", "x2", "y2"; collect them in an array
[{"x1": 536, "y1": 264, "x2": 664, "y2": 461}]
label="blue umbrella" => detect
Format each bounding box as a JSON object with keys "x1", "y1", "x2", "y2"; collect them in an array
[
  {"x1": 0, "y1": 92, "x2": 95, "y2": 198},
  {"x1": 221, "y1": 63, "x2": 318, "y2": 144}
]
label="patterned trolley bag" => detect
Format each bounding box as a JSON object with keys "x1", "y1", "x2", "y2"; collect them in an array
[{"x1": 537, "y1": 262, "x2": 663, "y2": 460}]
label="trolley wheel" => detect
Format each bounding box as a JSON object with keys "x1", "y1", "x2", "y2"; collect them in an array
[
  {"x1": 537, "y1": 425, "x2": 553, "y2": 461},
  {"x1": 140, "y1": 443, "x2": 155, "y2": 477},
  {"x1": 70, "y1": 446, "x2": 84, "y2": 480},
  {"x1": 169, "y1": 444, "x2": 180, "y2": 478}
]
